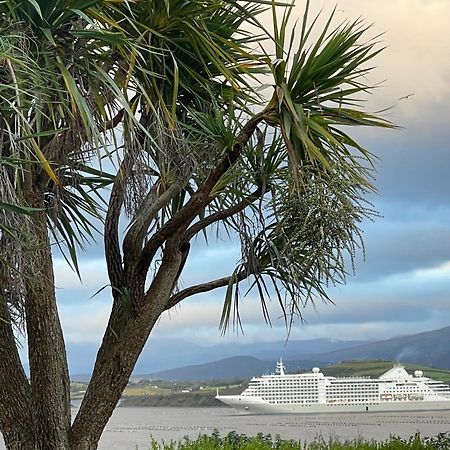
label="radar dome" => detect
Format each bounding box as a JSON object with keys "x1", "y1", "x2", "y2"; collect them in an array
[
  {"x1": 414, "y1": 370, "x2": 423, "y2": 377},
  {"x1": 312, "y1": 367, "x2": 320, "y2": 373}
]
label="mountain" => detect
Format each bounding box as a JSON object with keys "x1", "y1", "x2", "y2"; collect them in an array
[
  {"x1": 139, "y1": 356, "x2": 326, "y2": 381},
  {"x1": 135, "y1": 326, "x2": 450, "y2": 381},
  {"x1": 67, "y1": 326, "x2": 450, "y2": 380},
  {"x1": 66, "y1": 337, "x2": 368, "y2": 375},
  {"x1": 132, "y1": 338, "x2": 367, "y2": 373},
  {"x1": 314, "y1": 326, "x2": 450, "y2": 369},
  {"x1": 141, "y1": 356, "x2": 273, "y2": 381},
  {"x1": 208, "y1": 339, "x2": 367, "y2": 361}
]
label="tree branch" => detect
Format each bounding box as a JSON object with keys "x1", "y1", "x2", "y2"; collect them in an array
[
  {"x1": 104, "y1": 109, "x2": 124, "y2": 131},
  {"x1": 166, "y1": 269, "x2": 249, "y2": 310},
  {"x1": 104, "y1": 153, "x2": 133, "y2": 290},
  {"x1": 137, "y1": 111, "x2": 268, "y2": 278},
  {"x1": 123, "y1": 177, "x2": 189, "y2": 280},
  {"x1": 185, "y1": 186, "x2": 268, "y2": 241}
]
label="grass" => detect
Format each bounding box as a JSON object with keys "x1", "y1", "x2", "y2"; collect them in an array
[
  {"x1": 146, "y1": 431, "x2": 450, "y2": 450},
  {"x1": 123, "y1": 385, "x2": 172, "y2": 397},
  {"x1": 320, "y1": 361, "x2": 450, "y2": 384}
]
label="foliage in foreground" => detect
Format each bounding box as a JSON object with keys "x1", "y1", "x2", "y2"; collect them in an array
[{"x1": 147, "y1": 431, "x2": 450, "y2": 450}]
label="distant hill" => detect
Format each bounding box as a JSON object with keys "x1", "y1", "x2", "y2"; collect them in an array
[
  {"x1": 70, "y1": 326, "x2": 450, "y2": 381},
  {"x1": 320, "y1": 360, "x2": 450, "y2": 383},
  {"x1": 136, "y1": 326, "x2": 450, "y2": 381},
  {"x1": 141, "y1": 356, "x2": 274, "y2": 381},
  {"x1": 67, "y1": 337, "x2": 369, "y2": 375},
  {"x1": 132, "y1": 337, "x2": 367, "y2": 374},
  {"x1": 139, "y1": 356, "x2": 327, "y2": 382},
  {"x1": 315, "y1": 326, "x2": 450, "y2": 369}
]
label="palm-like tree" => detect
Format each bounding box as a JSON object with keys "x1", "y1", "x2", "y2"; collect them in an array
[
  {"x1": 0, "y1": 1, "x2": 143, "y2": 448},
  {"x1": 0, "y1": 0, "x2": 393, "y2": 448}
]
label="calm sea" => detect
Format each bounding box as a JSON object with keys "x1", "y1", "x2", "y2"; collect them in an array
[{"x1": 1, "y1": 407, "x2": 450, "y2": 449}]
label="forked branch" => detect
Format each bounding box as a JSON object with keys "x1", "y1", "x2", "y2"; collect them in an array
[
  {"x1": 185, "y1": 186, "x2": 269, "y2": 241},
  {"x1": 122, "y1": 178, "x2": 189, "y2": 277},
  {"x1": 137, "y1": 111, "x2": 268, "y2": 276}
]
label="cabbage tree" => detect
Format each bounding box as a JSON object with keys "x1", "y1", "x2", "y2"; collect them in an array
[{"x1": 0, "y1": 0, "x2": 392, "y2": 448}]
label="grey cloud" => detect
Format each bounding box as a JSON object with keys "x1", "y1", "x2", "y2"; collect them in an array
[
  {"x1": 375, "y1": 139, "x2": 450, "y2": 208},
  {"x1": 351, "y1": 219, "x2": 450, "y2": 281}
]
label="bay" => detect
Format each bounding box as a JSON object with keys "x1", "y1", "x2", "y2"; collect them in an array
[{"x1": 1, "y1": 407, "x2": 450, "y2": 449}]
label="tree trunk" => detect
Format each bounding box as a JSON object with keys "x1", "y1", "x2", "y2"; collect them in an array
[
  {"x1": 69, "y1": 319, "x2": 158, "y2": 450},
  {"x1": 23, "y1": 193, "x2": 71, "y2": 449},
  {"x1": 0, "y1": 297, "x2": 35, "y2": 449},
  {"x1": 70, "y1": 251, "x2": 182, "y2": 450}
]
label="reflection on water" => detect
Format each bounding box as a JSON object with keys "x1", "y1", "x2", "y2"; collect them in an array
[{"x1": 1, "y1": 407, "x2": 450, "y2": 450}]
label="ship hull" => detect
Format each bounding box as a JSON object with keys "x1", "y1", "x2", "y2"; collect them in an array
[{"x1": 216, "y1": 396, "x2": 450, "y2": 414}]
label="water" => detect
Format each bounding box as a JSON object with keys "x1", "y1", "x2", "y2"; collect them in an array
[{"x1": 1, "y1": 407, "x2": 450, "y2": 449}]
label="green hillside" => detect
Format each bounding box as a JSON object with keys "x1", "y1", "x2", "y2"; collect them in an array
[{"x1": 319, "y1": 360, "x2": 450, "y2": 383}]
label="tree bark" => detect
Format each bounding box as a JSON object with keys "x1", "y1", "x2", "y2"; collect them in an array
[
  {"x1": 70, "y1": 248, "x2": 183, "y2": 450},
  {"x1": 23, "y1": 193, "x2": 71, "y2": 449},
  {"x1": 0, "y1": 296, "x2": 34, "y2": 449}
]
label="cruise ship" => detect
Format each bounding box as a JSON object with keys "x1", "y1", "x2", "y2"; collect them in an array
[{"x1": 216, "y1": 360, "x2": 450, "y2": 414}]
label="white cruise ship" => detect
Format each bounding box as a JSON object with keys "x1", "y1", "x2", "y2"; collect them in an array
[{"x1": 216, "y1": 360, "x2": 450, "y2": 414}]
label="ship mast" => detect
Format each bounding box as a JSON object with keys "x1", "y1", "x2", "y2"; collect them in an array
[{"x1": 276, "y1": 358, "x2": 286, "y2": 376}]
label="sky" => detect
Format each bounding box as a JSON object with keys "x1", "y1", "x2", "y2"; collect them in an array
[{"x1": 53, "y1": 0, "x2": 450, "y2": 358}]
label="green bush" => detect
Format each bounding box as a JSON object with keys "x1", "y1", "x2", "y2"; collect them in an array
[{"x1": 146, "y1": 431, "x2": 450, "y2": 450}]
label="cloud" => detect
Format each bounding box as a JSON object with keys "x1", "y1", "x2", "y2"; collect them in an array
[
  {"x1": 51, "y1": 1, "x2": 450, "y2": 352},
  {"x1": 60, "y1": 302, "x2": 111, "y2": 343},
  {"x1": 351, "y1": 216, "x2": 450, "y2": 281},
  {"x1": 179, "y1": 243, "x2": 241, "y2": 286},
  {"x1": 332, "y1": 0, "x2": 450, "y2": 110},
  {"x1": 54, "y1": 257, "x2": 108, "y2": 290},
  {"x1": 149, "y1": 258, "x2": 450, "y2": 344},
  {"x1": 299, "y1": 263, "x2": 450, "y2": 343}
]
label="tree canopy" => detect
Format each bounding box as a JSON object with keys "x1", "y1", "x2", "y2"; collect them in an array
[{"x1": 0, "y1": 0, "x2": 393, "y2": 448}]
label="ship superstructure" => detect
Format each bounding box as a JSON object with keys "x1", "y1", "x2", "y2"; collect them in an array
[{"x1": 216, "y1": 360, "x2": 450, "y2": 414}]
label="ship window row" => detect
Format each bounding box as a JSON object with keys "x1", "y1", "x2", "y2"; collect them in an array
[
  {"x1": 328, "y1": 384, "x2": 378, "y2": 387},
  {"x1": 327, "y1": 387, "x2": 378, "y2": 390},
  {"x1": 270, "y1": 380, "x2": 318, "y2": 383},
  {"x1": 327, "y1": 388, "x2": 377, "y2": 391},
  {"x1": 264, "y1": 383, "x2": 319, "y2": 386},
  {"x1": 274, "y1": 400, "x2": 320, "y2": 404},
  {"x1": 256, "y1": 395, "x2": 314, "y2": 400},
  {"x1": 263, "y1": 395, "x2": 319, "y2": 399},
  {"x1": 327, "y1": 389, "x2": 378, "y2": 392},
  {"x1": 327, "y1": 399, "x2": 379, "y2": 402},
  {"x1": 249, "y1": 386, "x2": 318, "y2": 392},
  {"x1": 255, "y1": 386, "x2": 318, "y2": 392},
  {"x1": 326, "y1": 396, "x2": 378, "y2": 400},
  {"x1": 268, "y1": 400, "x2": 320, "y2": 404},
  {"x1": 265, "y1": 398, "x2": 320, "y2": 401}
]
